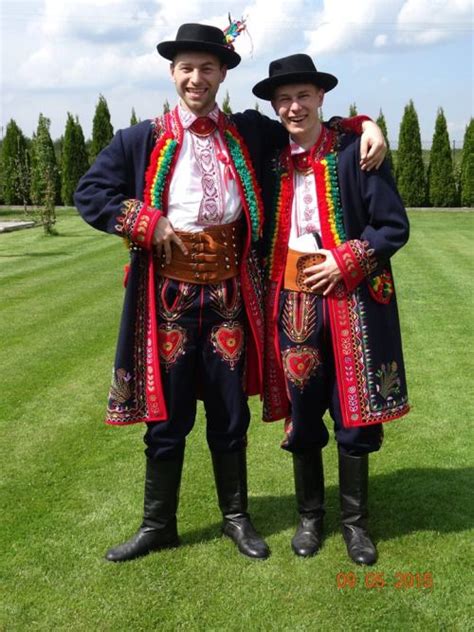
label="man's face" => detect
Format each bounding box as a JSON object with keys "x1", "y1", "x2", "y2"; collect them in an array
[
  {"x1": 272, "y1": 83, "x2": 325, "y2": 140},
  {"x1": 171, "y1": 51, "x2": 227, "y2": 116}
]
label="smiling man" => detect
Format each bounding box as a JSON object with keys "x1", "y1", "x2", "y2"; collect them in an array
[
  {"x1": 74, "y1": 24, "x2": 387, "y2": 565},
  {"x1": 254, "y1": 54, "x2": 410, "y2": 565}
]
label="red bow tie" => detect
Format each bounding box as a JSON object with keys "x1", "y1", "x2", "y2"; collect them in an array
[
  {"x1": 189, "y1": 117, "x2": 217, "y2": 137},
  {"x1": 291, "y1": 151, "x2": 312, "y2": 174}
]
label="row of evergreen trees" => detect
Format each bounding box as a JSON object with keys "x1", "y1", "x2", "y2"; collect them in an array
[
  {"x1": 1, "y1": 95, "x2": 473, "y2": 211},
  {"x1": 376, "y1": 102, "x2": 472, "y2": 207}
]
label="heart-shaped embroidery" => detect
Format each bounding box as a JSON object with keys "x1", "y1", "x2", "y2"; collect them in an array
[
  {"x1": 158, "y1": 325, "x2": 186, "y2": 365},
  {"x1": 283, "y1": 346, "x2": 320, "y2": 388},
  {"x1": 211, "y1": 322, "x2": 244, "y2": 369},
  {"x1": 215, "y1": 326, "x2": 243, "y2": 359}
]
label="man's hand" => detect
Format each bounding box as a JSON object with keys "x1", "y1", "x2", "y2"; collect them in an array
[
  {"x1": 152, "y1": 216, "x2": 188, "y2": 264},
  {"x1": 304, "y1": 249, "x2": 342, "y2": 296},
  {"x1": 360, "y1": 120, "x2": 387, "y2": 171}
]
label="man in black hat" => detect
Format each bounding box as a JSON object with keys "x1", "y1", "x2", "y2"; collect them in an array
[
  {"x1": 74, "y1": 24, "x2": 386, "y2": 564},
  {"x1": 254, "y1": 54, "x2": 409, "y2": 565}
]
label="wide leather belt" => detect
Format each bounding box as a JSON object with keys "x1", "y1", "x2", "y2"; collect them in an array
[
  {"x1": 284, "y1": 248, "x2": 326, "y2": 293},
  {"x1": 156, "y1": 219, "x2": 243, "y2": 284}
]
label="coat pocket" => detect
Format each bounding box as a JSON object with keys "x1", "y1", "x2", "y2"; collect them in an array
[{"x1": 367, "y1": 269, "x2": 394, "y2": 304}]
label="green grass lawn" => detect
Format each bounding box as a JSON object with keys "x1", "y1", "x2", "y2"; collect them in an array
[{"x1": 1, "y1": 209, "x2": 472, "y2": 631}]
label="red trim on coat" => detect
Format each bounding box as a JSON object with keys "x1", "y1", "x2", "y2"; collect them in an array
[
  {"x1": 333, "y1": 241, "x2": 365, "y2": 292},
  {"x1": 130, "y1": 204, "x2": 162, "y2": 249},
  {"x1": 145, "y1": 253, "x2": 167, "y2": 420}
]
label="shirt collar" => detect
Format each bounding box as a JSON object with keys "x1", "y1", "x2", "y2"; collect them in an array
[
  {"x1": 178, "y1": 102, "x2": 220, "y2": 129},
  {"x1": 289, "y1": 137, "x2": 307, "y2": 155}
]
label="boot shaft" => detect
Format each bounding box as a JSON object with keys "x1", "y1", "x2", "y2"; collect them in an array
[
  {"x1": 338, "y1": 450, "x2": 369, "y2": 528},
  {"x1": 292, "y1": 450, "x2": 325, "y2": 517},
  {"x1": 143, "y1": 453, "x2": 184, "y2": 528},
  {"x1": 211, "y1": 449, "x2": 248, "y2": 517}
]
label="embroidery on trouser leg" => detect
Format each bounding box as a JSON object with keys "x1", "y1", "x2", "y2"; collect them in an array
[
  {"x1": 157, "y1": 278, "x2": 197, "y2": 321},
  {"x1": 158, "y1": 323, "x2": 187, "y2": 371},
  {"x1": 281, "y1": 291, "x2": 317, "y2": 343},
  {"x1": 282, "y1": 346, "x2": 321, "y2": 390},
  {"x1": 210, "y1": 321, "x2": 244, "y2": 370},
  {"x1": 209, "y1": 277, "x2": 243, "y2": 320}
]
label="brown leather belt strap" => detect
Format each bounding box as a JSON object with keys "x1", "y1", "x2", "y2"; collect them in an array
[
  {"x1": 156, "y1": 219, "x2": 243, "y2": 284},
  {"x1": 284, "y1": 248, "x2": 326, "y2": 293}
]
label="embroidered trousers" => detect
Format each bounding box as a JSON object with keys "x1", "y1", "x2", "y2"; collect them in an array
[
  {"x1": 278, "y1": 290, "x2": 383, "y2": 456},
  {"x1": 144, "y1": 276, "x2": 249, "y2": 460}
]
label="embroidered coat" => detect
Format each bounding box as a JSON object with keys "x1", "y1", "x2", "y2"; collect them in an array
[
  {"x1": 262, "y1": 130, "x2": 410, "y2": 428},
  {"x1": 74, "y1": 107, "x2": 287, "y2": 425}
]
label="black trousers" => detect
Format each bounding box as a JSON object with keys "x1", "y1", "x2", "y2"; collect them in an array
[
  {"x1": 144, "y1": 276, "x2": 249, "y2": 460},
  {"x1": 278, "y1": 290, "x2": 383, "y2": 456}
]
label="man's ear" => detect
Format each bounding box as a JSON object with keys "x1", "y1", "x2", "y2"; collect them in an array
[
  {"x1": 220, "y1": 66, "x2": 228, "y2": 83},
  {"x1": 169, "y1": 63, "x2": 175, "y2": 81},
  {"x1": 319, "y1": 89, "x2": 325, "y2": 107}
]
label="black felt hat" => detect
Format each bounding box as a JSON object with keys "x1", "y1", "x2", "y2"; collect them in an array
[
  {"x1": 252, "y1": 54, "x2": 338, "y2": 100},
  {"x1": 157, "y1": 23, "x2": 241, "y2": 69}
]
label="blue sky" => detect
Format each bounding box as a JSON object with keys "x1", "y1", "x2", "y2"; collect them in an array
[{"x1": 1, "y1": 0, "x2": 472, "y2": 146}]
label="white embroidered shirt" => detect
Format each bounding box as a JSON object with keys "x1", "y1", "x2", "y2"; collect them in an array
[
  {"x1": 288, "y1": 138, "x2": 322, "y2": 253},
  {"x1": 166, "y1": 103, "x2": 242, "y2": 232}
]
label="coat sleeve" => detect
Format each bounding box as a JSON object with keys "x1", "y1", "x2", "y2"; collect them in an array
[
  {"x1": 231, "y1": 109, "x2": 288, "y2": 156},
  {"x1": 333, "y1": 136, "x2": 409, "y2": 292},
  {"x1": 74, "y1": 123, "x2": 161, "y2": 250}
]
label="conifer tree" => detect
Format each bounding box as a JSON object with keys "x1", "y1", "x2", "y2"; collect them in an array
[
  {"x1": 61, "y1": 113, "x2": 89, "y2": 205},
  {"x1": 375, "y1": 109, "x2": 394, "y2": 174},
  {"x1": 254, "y1": 102, "x2": 260, "y2": 112},
  {"x1": 30, "y1": 114, "x2": 60, "y2": 233},
  {"x1": 460, "y1": 118, "x2": 473, "y2": 207},
  {"x1": 427, "y1": 108, "x2": 458, "y2": 207},
  {"x1": 1, "y1": 119, "x2": 30, "y2": 205},
  {"x1": 349, "y1": 102, "x2": 358, "y2": 116},
  {"x1": 14, "y1": 138, "x2": 32, "y2": 211},
  {"x1": 130, "y1": 108, "x2": 139, "y2": 126},
  {"x1": 163, "y1": 99, "x2": 170, "y2": 114},
  {"x1": 222, "y1": 91, "x2": 232, "y2": 114},
  {"x1": 91, "y1": 94, "x2": 114, "y2": 161},
  {"x1": 396, "y1": 100, "x2": 426, "y2": 207}
]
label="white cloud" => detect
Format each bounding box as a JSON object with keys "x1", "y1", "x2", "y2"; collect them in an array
[
  {"x1": 374, "y1": 34, "x2": 388, "y2": 48},
  {"x1": 304, "y1": 0, "x2": 473, "y2": 54},
  {"x1": 12, "y1": 0, "x2": 259, "y2": 91},
  {"x1": 5, "y1": 0, "x2": 473, "y2": 95},
  {"x1": 396, "y1": 0, "x2": 472, "y2": 46},
  {"x1": 40, "y1": 0, "x2": 155, "y2": 41},
  {"x1": 240, "y1": 0, "x2": 307, "y2": 55}
]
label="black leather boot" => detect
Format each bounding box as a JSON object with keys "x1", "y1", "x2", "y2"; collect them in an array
[
  {"x1": 105, "y1": 453, "x2": 184, "y2": 562},
  {"x1": 211, "y1": 450, "x2": 270, "y2": 560},
  {"x1": 291, "y1": 450, "x2": 325, "y2": 557},
  {"x1": 338, "y1": 449, "x2": 377, "y2": 565}
]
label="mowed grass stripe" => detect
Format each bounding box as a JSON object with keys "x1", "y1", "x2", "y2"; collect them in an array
[
  {"x1": 0, "y1": 234, "x2": 124, "y2": 312},
  {"x1": 395, "y1": 213, "x2": 472, "y2": 414},
  {"x1": 1, "y1": 218, "x2": 127, "y2": 474}
]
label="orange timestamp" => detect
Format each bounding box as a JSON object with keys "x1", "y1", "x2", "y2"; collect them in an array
[{"x1": 336, "y1": 571, "x2": 433, "y2": 590}]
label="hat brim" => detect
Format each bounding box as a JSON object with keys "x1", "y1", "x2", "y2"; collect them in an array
[
  {"x1": 157, "y1": 40, "x2": 241, "y2": 69},
  {"x1": 252, "y1": 71, "x2": 338, "y2": 100}
]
